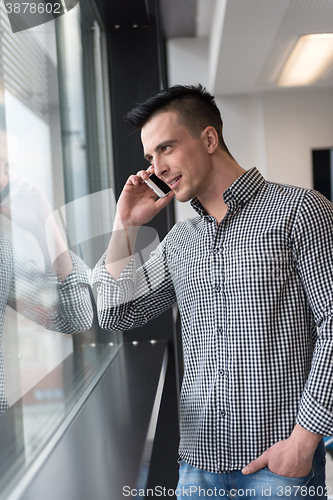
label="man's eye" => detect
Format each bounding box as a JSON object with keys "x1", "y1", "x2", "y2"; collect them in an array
[{"x1": 162, "y1": 146, "x2": 170, "y2": 152}]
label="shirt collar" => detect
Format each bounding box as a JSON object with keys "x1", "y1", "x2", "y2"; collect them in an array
[{"x1": 190, "y1": 167, "x2": 265, "y2": 216}]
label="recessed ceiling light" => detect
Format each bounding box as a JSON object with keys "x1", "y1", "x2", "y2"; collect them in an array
[{"x1": 278, "y1": 33, "x2": 333, "y2": 87}]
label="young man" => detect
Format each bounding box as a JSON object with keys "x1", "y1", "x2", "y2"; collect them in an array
[{"x1": 93, "y1": 85, "x2": 332, "y2": 499}]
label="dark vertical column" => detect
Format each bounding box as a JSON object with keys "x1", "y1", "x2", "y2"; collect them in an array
[{"x1": 312, "y1": 149, "x2": 332, "y2": 202}]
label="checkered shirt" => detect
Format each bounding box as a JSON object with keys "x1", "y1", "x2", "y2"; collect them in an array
[
  {"x1": 0, "y1": 233, "x2": 93, "y2": 414},
  {"x1": 93, "y1": 167, "x2": 333, "y2": 472}
]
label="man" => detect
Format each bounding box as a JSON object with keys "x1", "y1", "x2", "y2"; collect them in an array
[{"x1": 93, "y1": 85, "x2": 332, "y2": 499}]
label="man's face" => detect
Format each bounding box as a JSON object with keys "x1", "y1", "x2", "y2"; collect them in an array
[{"x1": 141, "y1": 111, "x2": 213, "y2": 203}]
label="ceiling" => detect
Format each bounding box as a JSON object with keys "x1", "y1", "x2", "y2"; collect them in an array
[
  {"x1": 160, "y1": 0, "x2": 333, "y2": 95},
  {"x1": 159, "y1": 0, "x2": 196, "y2": 38}
]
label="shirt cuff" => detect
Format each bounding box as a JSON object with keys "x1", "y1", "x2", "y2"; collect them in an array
[
  {"x1": 296, "y1": 388, "x2": 333, "y2": 436},
  {"x1": 57, "y1": 250, "x2": 92, "y2": 288},
  {"x1": 92, "y1": 251, "x2": 136, "y2": 308},
  {"x1": 92, "y1": 251, "x2": 135, "y2": 285}
]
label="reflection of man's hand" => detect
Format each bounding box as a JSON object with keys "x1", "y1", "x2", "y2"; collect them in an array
[{"x1": 0, "y1": 176, "x2": 52, "y2": 237}]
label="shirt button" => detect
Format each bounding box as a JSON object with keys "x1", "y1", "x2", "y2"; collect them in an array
[
  {"x1": 219, "y1": 369, "x2": 224, "y2": 376},
  {"x1": 217, "y1": 327, "x2": 223, "y2": 334},
  {"x1": 220, "y1": 410, "x2": 226, "y2": 417},
  {"x1": 213, "y1": 248, "x2": 219, "y2": 255},
  {"x1": 215, "y1": 285, "x2": 221, "y2": 292}
]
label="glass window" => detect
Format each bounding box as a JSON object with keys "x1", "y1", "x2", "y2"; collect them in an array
[{"x1": 0, "y1": 0, "x2": 121, "y2": 495}]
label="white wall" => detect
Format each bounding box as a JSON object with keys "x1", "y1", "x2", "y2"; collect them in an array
[
  {"x1": 167, "y1": 37, "x2": 209, "y2": 88},
  {"x1": 262, "y1": 87, "x2": 333, "y2": 188}
]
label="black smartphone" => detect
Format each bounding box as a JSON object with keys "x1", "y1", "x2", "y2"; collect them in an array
[{"x1": 144, "y1": 173, "x2": 171, "y2": 198}]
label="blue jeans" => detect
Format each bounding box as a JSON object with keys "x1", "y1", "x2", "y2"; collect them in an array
[{"x1": 176, "y1": 441, "x2": 327, "y2": 500}]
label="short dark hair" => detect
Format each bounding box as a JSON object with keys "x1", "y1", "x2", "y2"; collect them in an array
[{"x1": 125, "y1": 84, "x2": 232, "y2": 156}]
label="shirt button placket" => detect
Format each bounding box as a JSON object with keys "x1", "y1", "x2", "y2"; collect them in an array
[{"x1": 213, "y1": 223, "x2": 228, "y2": 471}]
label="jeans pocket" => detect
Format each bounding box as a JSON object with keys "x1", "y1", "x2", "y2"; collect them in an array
[
  {"x1": 248, "y1": 467, "x2": 321, "y2": 500},
  {"x1": 264, "y1": 466, "x2": 315, "y2": 483},
  {"x1": 177, "y1": 456, "x2": 186, "y2": 465}
]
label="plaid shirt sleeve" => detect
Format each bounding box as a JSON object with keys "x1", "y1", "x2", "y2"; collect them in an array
[
  {"x1": 294, "y1": 190, "x2": 333, "y2": 436},
  {"x1": 92, "y1": 239, "x2": 176, "y2": 331}
]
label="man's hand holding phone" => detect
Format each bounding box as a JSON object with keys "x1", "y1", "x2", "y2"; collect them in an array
[{"x1": 116, "y1": 166, "x2": 174, "y2": 229}]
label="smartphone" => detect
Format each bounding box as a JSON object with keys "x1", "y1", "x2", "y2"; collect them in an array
[{"x1": 144, "y1": 173, "x2": 171, "y2": 198}]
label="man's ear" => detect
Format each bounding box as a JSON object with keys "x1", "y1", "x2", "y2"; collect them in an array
[{"x1": 203, "y1": 126, "x2": 219, "y2": 154}]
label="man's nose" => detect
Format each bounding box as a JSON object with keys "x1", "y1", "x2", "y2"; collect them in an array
[{"x1": 153, "y1": 158, "x2": 169, "y2": 178}]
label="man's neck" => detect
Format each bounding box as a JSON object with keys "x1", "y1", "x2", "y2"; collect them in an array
[{"x1": 198, "y1": 153, "x2": 246, "y2": 225}]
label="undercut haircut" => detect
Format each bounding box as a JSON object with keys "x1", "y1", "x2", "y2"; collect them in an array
[{"x1": 125, "y1": 84, "x2": 233, "y2": 157}]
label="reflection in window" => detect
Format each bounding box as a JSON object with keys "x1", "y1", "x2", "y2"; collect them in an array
[
  {"x1": 1, "y1": 2, "x2": 94, "y2": 410},
  {"x1": 0, "y1": 0, "x2": 120, "y2": 495}
]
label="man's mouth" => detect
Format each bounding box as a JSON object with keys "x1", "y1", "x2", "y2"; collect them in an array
[{"x1": 168, "y1": 176, "x2": 182, "y2": 187}]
